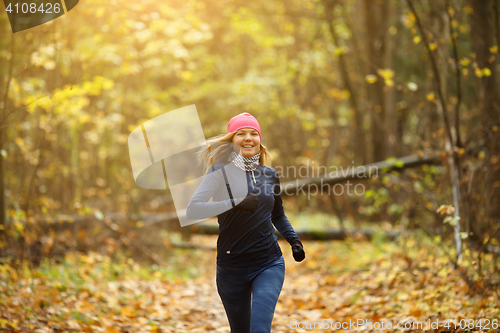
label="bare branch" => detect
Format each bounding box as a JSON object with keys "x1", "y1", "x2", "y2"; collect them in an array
[
  {"x1": 0, "y1": 93, "x2": 47, "y2": 124},
  {"x1": 406, "y1": 0, "x2": 455, "y2": 148}
]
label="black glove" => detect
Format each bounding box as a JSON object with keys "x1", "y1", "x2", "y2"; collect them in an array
[
  {"x1": 291, "y1": 238, "x2": 305, "y2": 262},
  {"x1": 235, "y1": 194, "x2": 259, "y2": 213}
]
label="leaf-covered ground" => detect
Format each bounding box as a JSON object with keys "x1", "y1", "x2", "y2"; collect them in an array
[{"x1": 1, "y1": 235, "x2": 499, "y2": 332}]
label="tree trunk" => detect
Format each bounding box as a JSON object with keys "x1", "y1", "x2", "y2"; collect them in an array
[
  {"x1": 470, "y1": 0, "x2": 500, "y2": 231},
  {"x1": 345, "y1": 0, "x2": 369, "y2": 163},
  {"x1": 0, "y1": 33, "x2": 15, "y2": 229},
  {"x1": 0, "y1": 124, "x2": 5, "y2": 229},
  {"x1": 323, "y1": 0, "x2": 368, "y2": 164},
  {"x1": 382, "y1": 0, "x2": 397, "y2": 157},
  {"x1": 363, "y1": 0, "x2": 394, "y2": 161}
]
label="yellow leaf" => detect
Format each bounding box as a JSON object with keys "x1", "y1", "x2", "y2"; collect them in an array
[
  {"x1": 463, "y1": 4, "x2": 473, "y2": 15},
  {"x1": 459, "y1": 58, "x2": 470, "y2": 66},
  {"x1": 334, "y1": 46, "x2": 346, "y2": 56},
  {"x1": 405, "y1": 13, "x2": 416, "y2": 28},
  {"x1": 28, "y1": 105, "x2": 38, "y2": 114},
  {"x1": 327, "y1": 88, "x2": 339, "y2": 99},
  {"x1": 426, "y1": 92, "x2": 435, "y2": 101},
  {"x1": 365, "y1": 74, "x2": 378, "y2": 84},
  {"x1": 428, "y1": 43, "x2": 437, "y2": 51},
  {"x1": 96, "y1": 7, "x2": 106, "y2": 18},
  {"x1": 409, "y1": 307, "x2": 423, "y2": 317},
  {"x1": 14, "y1": 137, "x2": 24, "y2": 147},
  {"x1": 490, "y1": 45, "x2": 498, "y2": 54},
  {"x1": 377, "y1": 68, "x2": 394, "y2": 79},
  {"x1": 340, "y1": 90, "x2": 351, "y2": 100},
  {"x1": 389, "y1": 26, "x2": 397, "y2": 35},
  {"x1": 461, "y1": 68, "x2": 469, "y2": 76},
  {"x1": 121, "y1": 305, "x2": 135, "y2": 318},
  {"x1": 14, "y1": 221, "x2": 24, "y2": 232},
  {"x1": 11, "y1": 78, "x2": 20, "y2": 95},
  {"x1": 181, "y1": 71, "x2": 193, "y2": 81},
  {"x1": 79, "y1": 114, "x2": 90, "y2": 125},
  {"x1": 163, "y1": 238, "x2": 172, "y2": 249},
  {"x1": 413, "y1": 36, "x2": 421, "y2": 44},
  {"x1": 437, "y1": 204, "x2": 455, "y2": 215},
  {"x1": 474, "y1": 67, "x2": 483, "y2": 78},
  {"x1": 482, "y1": 67, "x2": 492, "y2": 76},
  {"x1": 384, "y1": 79, "x2": 394, "y2": 87}
]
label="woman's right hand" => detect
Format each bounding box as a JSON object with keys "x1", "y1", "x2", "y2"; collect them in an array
[{"x1": 235, "y1": 194, "x2": 259, "y2": 213}]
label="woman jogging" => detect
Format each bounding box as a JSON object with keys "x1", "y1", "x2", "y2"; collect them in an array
[{"x1": 186, "y1": 112, "x2": 305, "y2": 333}]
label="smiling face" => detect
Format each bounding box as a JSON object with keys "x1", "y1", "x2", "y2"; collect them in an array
[{"x1": 232, "y1": 128, "x2": 261, "y2": 158}]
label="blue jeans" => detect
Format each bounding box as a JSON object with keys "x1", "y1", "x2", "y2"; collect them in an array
[{"x1": 216, "y1": 255, "x2": 285, "y2": 333}]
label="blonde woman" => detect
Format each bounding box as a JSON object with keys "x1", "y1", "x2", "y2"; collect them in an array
[{"x1": 187, "y1": 113, "x2": 305, "y2": 333}]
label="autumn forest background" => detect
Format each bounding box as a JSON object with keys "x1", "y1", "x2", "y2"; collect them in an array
[{"x1": 0, "y1": 0, "x2": 499, "y2": 332}]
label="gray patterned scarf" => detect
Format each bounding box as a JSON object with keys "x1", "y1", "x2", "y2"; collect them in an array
[{"x1": 230, "y1": 151, "x2": 260, "y2": 171}]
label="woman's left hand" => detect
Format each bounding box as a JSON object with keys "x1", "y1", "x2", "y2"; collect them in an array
[{"x1": 290, "y1": 238, "x2": 305, "y2": 262}]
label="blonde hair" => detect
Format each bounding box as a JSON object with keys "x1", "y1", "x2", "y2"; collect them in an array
[{"x1": 198, "y1": 131, "x2": 271, "y2": 174}]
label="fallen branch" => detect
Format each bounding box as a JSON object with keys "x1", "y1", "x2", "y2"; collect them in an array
[
  {"x1": 279, "y1": 152, "x2": 440, "y2": 194},
  {"x1": 191, "y1": 223, "x2": 400, "y2": 241}
]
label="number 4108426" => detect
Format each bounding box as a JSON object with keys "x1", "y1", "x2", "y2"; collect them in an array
[{"x1": 5, "y1": 2, "x2": 62, "y2": 14}]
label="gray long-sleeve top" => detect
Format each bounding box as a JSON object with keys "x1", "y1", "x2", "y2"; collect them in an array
[{"x1": 186, "y1": 161, "x2": 300, "y2": 268}]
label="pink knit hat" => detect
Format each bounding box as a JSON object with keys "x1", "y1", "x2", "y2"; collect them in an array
[{"x1": 227, "y1": 113, "x2": 261, "y2": 139}]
